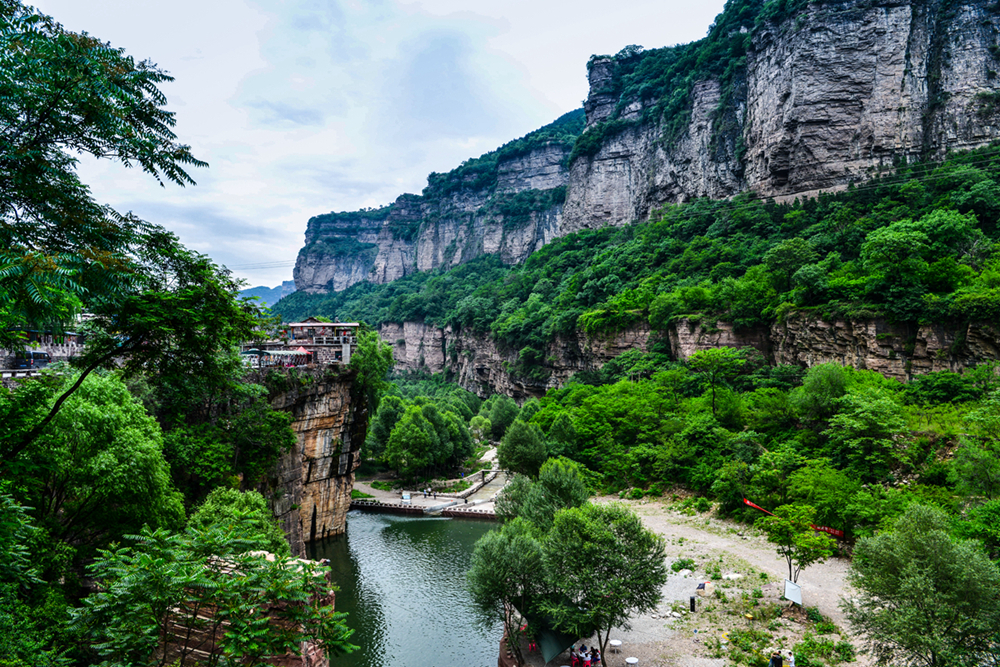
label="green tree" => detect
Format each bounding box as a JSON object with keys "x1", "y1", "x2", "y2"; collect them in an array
[
  {"x1": 384, "y1": 405, "x2": 437, "y2": 478},
  {"x1": 469, "y1": 414, "x2": 492, "y2": 445},
  {"x1": 489, "y1": 395, "x2": 520, "y2": 441},
  {"x1": 497, "y1": 420, "x2": 547, "y2": 478},
  {"x1": 0, "y1": 0, "x2": 206, "y2": 352},
  {"x1": 187, "y1": 488, "x2": 290, "y2": 557},
  {"x1": 953, "y1": 391, "x2": 1000, "y2": 499},
  {"x1": 0, "y1": 2, "x2": 272, "y2": 467},
  {"x1": 843, "y1": 504, "x2": 1000, "y2": 666},
  {"x1": 349, "y1": 327, "x2": 395, "y2": 418},
  {"x1": 755, "y1": 504, "x2": 835, "y2": 583},
  {"x1": 541, "y1": 503, "x2": 667, "y2": 664},
  {"x1": 823, "y1": 386, "x2": 906, "y2": 481},
  {"x1": 14, "y1": 372, "x2": 184, "y2": 562},
  {"x1": 73, "y1": 525, "x2": 356, "y2": 667},
  {"x1": 687, "y1": 348, "x2": 745, "y2": 416},
  {"x1": 494, "y1": 458, "x2": 590, "y2": 533},
  {"x1": 364, "y1": 395, "x2": 407, "y2": 460},
  {"x1": 958, "y1": 498, "x2": 1000, "y2": 559},
  {"x1": 789, "y1": 363, "x2": 848, "y2": 421},
  {"x1": 467, "y1": 518, "x2": 545, "y2": 667},
  {"x1": 763, "y1": 238, "x2": 818, "y2": 292}
]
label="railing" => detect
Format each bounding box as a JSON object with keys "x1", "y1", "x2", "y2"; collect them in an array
[
  {"x1": 312, "y1": 336, "x2": 357, "y2": 345},
  {"x1": 1, "y1": 369, "x2": 42, "y2": 378}
]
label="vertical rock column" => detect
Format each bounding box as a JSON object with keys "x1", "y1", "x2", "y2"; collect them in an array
[{"x1": 266, "y1": 368, "x2": 364, "y2": 556}]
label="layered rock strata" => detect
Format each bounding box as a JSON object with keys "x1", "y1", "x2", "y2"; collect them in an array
[
  {"x1": 294, "y1": 143, "x2": 571, "y2": 294},
  {"x1": 562, "y1": 0, "x2": 1000, "y2": 231},
  {"x1": 379, "y1": 321, "x2": 655, "y2": 399},
  {"x1": 296, "y1": 0, "x2": 1000, "y2": 294},
  {"x1": 264, "y1": 367, "x2": 365, "y2": 555},
  {"x1": 382, "y1": 315, "x2": 1000, "y2": 397}
]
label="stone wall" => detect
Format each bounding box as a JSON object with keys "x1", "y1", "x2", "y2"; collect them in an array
[
  {"x1": 263, "y1": 367, "x2": 366, "y2": 556},
  {"x1": 379, "y1": 321, "x2": 655, "y2": 399},
  {"x1": 381, "y1": 314, "x2": 1000, "y2": 398}
]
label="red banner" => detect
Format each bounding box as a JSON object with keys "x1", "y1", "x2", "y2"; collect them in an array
[
  {"x1": 743, "y1": 498, "x2": 845, "y2": 540},
  {"x1": 742, "y1": 498, "x2": 774, "y2": 516},
  {"x1": 812, "y1": 525, "x2": 845, "y2": 538}
]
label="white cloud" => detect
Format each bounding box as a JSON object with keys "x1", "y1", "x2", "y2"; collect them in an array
[{"x1": 31, "y1": 0, "x2": 726, "y2": 287}]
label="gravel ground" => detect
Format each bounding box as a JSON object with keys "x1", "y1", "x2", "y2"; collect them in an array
[{"x1": 520, "y1": 496, "x2": 866, "y2": 667}]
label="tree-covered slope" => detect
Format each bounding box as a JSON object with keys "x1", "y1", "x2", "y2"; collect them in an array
[{"x1": 275, "y1": 145, "x2": 1000, "y2": 371}]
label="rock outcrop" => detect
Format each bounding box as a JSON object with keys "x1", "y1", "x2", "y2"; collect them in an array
[
  {"x1": 294, "y1": 0, "x2": 1000, "y2": 293},
  {"x1": 293, "y1": 112, "x2": 583, "y2": 293},
  {"x1": 264, "y1": 367, "x2": 366, "y2": 555},
  {"x1": 770, "y1": 313, "x2": 1000, "y2": 381},
  {"x1": 382, "y1": 314, "x2": 1000, "y2": 397},
  {"x1": 563, "y1": 0, "x2": 1000, "y2": 230},
  {"x1": 380, "y1": 321, "x2": 656, "y2": 399}
]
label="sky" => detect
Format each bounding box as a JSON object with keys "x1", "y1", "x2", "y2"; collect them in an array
[{"x1": 34, "y1": 0, "x2": 727, "y2": 288}]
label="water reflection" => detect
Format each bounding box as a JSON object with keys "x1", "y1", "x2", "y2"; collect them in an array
[{"x1": 310, "y1": 510, "x2": 502, "y2": 667}]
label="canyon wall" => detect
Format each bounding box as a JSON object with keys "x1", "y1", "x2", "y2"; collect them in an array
[
  {"x1": 295, "y1": 0, "x2": 1000, "y2": 291},
  {"x1": 264, "y1": 367, "x2": 366, "y2": 556},
  {"x1": 379, "y1": 321, "x2": 654, "y2": 399},
  {"x1": 382, "y1": 314, "x2": 1000, "y2": 397},
  {"x1": 294, "y1": 140, "x2": 575, "y2": 293},
  {"x1": 562, "y1": 0, "x2": 1000, "y2": 230}
]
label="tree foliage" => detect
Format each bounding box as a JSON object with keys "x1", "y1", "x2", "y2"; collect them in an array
[
  {"x1": 755, "y1": 504, "x2": 835, "y2": 583},
  {"x1": 540, "y1": 503, "x2": 667, "y2": 663},
  {"x1": 843, "y1": 505, "x2": 1000, "y2": 667},
  {"x1": 467, "y1": 518, "x2": 545, "y2": 667},
  {"x1": 73, "y1": 525, "x2": 356, "y2": 667},
  {"x1": 497, "y1": 420, "x2": 547, "y2": 478}
]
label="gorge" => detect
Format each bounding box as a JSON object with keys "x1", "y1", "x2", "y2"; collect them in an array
[{"x1": 276, "y1": 0, "x2": 1000, "y2": 400}]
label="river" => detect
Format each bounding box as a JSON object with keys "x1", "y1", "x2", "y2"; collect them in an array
[{"x1": 309, "y1": 510, "x2": 503, "y2": 667}]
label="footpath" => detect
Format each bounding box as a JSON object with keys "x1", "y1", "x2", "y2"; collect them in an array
[{"x1": 351, "y1": 447, "x2": 506, "y2": 519}]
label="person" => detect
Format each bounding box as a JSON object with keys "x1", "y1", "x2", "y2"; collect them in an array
[
  {"x1": 582, "y1": 647, "x2": 591, "y2": 667},
  {"x1": 592, "y1": 647, "x2": 601, "y2": 665},
  {"x1": 569, "y1": 648, "x2": 580, "y2": 667}
]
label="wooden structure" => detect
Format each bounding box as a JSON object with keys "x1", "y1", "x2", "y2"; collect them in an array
[{"x1": 157, "y1": 553, "x2": 334, "y2": 667}]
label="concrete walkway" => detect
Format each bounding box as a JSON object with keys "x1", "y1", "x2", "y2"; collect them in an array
[{"x1": 352, "y1": 450, "x2": 509, "y2": 515}]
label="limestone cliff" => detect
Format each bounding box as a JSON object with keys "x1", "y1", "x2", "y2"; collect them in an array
[
  {"x1": 381, "y1": 315, "x2": 1000, "y2": 397},
  {"x1": 294, "y1": 0, "x2": 1000, "y2": 294},
  {"x1": 563, "y1": 0, "x2": 1000, "y2": 230},
  {"x1": 379, "y1": 321, "x2": 655, "y2": 399},
  {"x1": 263, "y1": 367, "x2": 366, "y2": 556},
  {"x1": 293, "y1": 112, "x2": 584, "y2": 293}
]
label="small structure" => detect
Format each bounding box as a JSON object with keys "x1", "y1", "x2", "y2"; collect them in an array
[
  {"x1": 241, "y1": 318, "x2": 359, "y2": 367},
  {"x1": 281, "y1": 317, "x2": 359, "y2": 365}
]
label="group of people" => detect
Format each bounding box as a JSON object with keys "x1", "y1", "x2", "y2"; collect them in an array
[{"x1": 570, "y1": 644, "x2": 601, "y2": 666}]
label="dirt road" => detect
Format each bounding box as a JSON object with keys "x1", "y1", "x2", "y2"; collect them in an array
[{"x1": 524, "y1": 497, "x2": 864, "y2": 667}]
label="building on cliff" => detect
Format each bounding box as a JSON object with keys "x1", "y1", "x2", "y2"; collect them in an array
[{"x1": 243, "y1": 318, "x2": 359, "y2": 366}]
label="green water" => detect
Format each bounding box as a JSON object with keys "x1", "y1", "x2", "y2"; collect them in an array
[{"x1": 309, "y1": 510, "x2": 502, "y2": 667}]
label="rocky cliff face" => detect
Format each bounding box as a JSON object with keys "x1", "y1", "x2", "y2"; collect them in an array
[
  {"x1": 295, "y1": 0, "x2": 1000, "y2": 292},
  {"x1": 263, "y1": 368, "x2": 366, "y2": 556},
  {"x1": 293, "y1": 150, "x2": 569, "y2": 293},
  {"x1": 562, "y1": 0, "x2": 1000, "y2": 230},
  {"x1": 380, "y1": 321, "x2": 655, "y2": 399},
  {"x1": 294, "y1": 110, "x2": 584, "y2": 293},
  {"x1": 382, "y1": 314, "x2": 1000, "y2": 397}
]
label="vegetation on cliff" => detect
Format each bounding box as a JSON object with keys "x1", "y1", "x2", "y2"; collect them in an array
[
  {"x1": 297, "y1": 108, "x2": 585, "y2": 265},
  {"x1": 276, "y1": 144, "x2": 1000, "y2": 383}
]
